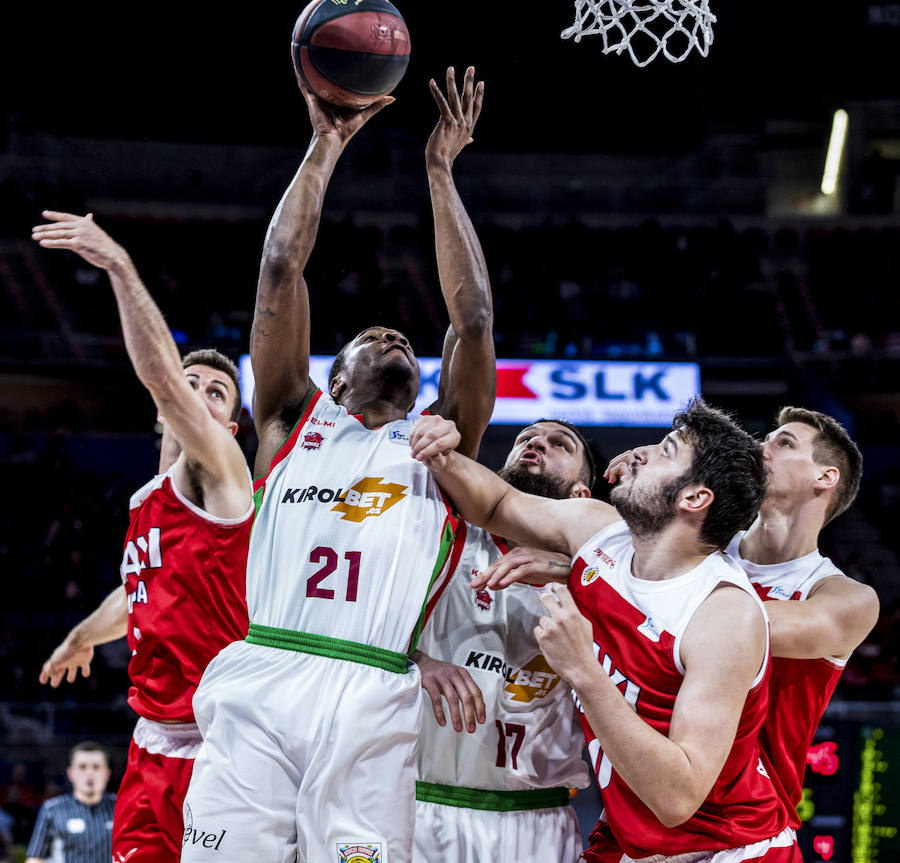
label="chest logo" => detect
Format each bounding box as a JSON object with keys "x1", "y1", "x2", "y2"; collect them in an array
[
  {"x1": 331, "y1": 477, "x2": 407, "y2": 522},
  {"x1": 473, "y1": 588, "x2": 493, "y2": 612},
  {"x1": 121, "y1": 527, "x2": 162, "y2": 582},
  {"x1": 637, "y1": 615, "x2": 662, "y2": 642},
  {"x1": 581, "y1": 566, "x2": 600, "y2": 586},
  {"x1": 389, "y1": 428, "x2": 410, "y2": 445},
  {"x1": 593, "y1": 547, "x2": 616, "y2": 568},
  {"x1": 302, "y1": 431, "x2": 325, "y2": 451},
  {"x1": 504, "y1": 654, "x2": 562, "y2": 703}
]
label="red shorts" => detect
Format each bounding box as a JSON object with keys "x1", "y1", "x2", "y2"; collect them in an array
[{"x1": 112, "y1": 722, "x2": 198, "y2": 863}]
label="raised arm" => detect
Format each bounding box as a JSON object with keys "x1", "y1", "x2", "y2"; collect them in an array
[
  {"x1": 426, "y1": 67, "x2": 495, "y2": 459},
  {"x1": 537, "y1": 583, "x2": 767, "y2": 827},
  {"x1": 31, "y1": 213, "x2": 248, "y2": 517},
  {"x1": 767, "y1": 574, "x2": 879, "y2": 660},
  {"x1": 411, "y1": 415, "x2": 615, "y2": 555},
  {"x1": 39, "y1": 586, "x2": 127, "y2": 687},
  {"x1": 252, "y1": 82, "x2": 393, "y2": 467}
]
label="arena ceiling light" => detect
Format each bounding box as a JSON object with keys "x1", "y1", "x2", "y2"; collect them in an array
[{"x1": 821, "y1": 109, "x2": 849, "y2": 196}]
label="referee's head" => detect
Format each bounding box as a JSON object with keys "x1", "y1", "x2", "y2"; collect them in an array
[{"x1": 67, "y1": 741, "x2": 111, "y2": 804}]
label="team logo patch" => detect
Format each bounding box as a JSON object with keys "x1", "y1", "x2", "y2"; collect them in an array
[
  {"x1": 337, "y1": 843, "x2": 382, "y2": 863},
  {"x1": 302, "y1": 431, "x2": 325, "y2": 451},
  {"x1": 767, "y1": 583, "x2": 791, "y2": 600},
  {"x1": 473, "y1": 588, "x2": 492, "y2": 612},
  {"x1": 637, "y1": 616, "x2": 661, "y2": 642},
  {"x1": 581, "y1": 566, "x2": 600, "y2": 586},
  {"x1": 331, "y1": 477, "x2": 407, "y2": 522}
]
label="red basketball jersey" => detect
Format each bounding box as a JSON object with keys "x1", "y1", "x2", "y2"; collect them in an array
[
  {"x1": 120, "y1": 468, "x2": 253, "y2": 722},
  {"x1": 571, "y1": 521, "x2": 789, "y2": 860},
  {"x1": 726, "y1": 533, "x2": 846, "y2": 828}
]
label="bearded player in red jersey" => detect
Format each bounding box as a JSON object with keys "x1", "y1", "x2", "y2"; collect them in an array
[
  {"x1": 411, "y1": 402, "x2": 801, "y2": 863},
  {"x1": 607, "y1": 407, "x2": 879, "y2": 837},
  {"x1": 33, "y1": 212, "x2": 254, "y2": 863}
]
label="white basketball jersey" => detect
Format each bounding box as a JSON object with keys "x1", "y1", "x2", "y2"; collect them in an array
[
  {"x1": 248, "y1": 390, "x2": 459, "y2": 655},
  {"x1": 417, "y1": 525, "x2": 590, "y2": 792}
]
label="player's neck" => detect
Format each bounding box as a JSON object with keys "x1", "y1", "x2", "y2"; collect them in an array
[
  {"x1": 339, "y1": 393, "x2": 409, "y2": 427},
  {"x1": 629, "y1": 525, "x2": 712, "y2": 582},
  {"x1": 739, "y1": 505, "x2": 822, "y2": 565},
  {"x1": 73, "y1": 790, "x2": 101, "y2": 806}
]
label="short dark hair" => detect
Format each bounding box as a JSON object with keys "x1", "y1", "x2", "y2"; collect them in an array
[
  {"x1": 69, "y1": 741, "x2": 108, "y2": 765},
  {"x1": 533, "y1": 418, "x2": 596, "y2": 490},
  {"x1": 776, "y1": 406, "x2": 862, "y2": 524},
  {"x1": 328, "y1": 342, "x2": 351, "y2": 389},
  {"x1": 671, "y1": 399, "x2": 766, "y2": 550},
  {"x1": 182, "y1": 349, "x2": 242, "y2": 422}
]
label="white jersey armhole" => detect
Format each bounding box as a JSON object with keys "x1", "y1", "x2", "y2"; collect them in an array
[{"x1": 168, "y1": 464, "x2": 255, "y2": 526}]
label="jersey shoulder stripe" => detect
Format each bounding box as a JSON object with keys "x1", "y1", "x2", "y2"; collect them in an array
[{"x1": 253, "y1": 386, "x2": 322, "y2": 494}]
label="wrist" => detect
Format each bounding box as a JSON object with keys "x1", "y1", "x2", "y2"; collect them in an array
[
  {"x1": 105, "y1": 248, "x2": 133, "y2": 278},
  {"x1": 426, "y1": 157, "x2": 454, "y2": 178}
]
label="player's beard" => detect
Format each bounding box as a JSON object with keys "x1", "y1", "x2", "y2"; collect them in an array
[
  {"x1": 610, "y1": 471, "x2": 686, "y2": 539},
  {"x1": 372, "y1": 357, "x2": 418, "y2": 407},
  {"x1": 498, "y1": 463, "x2": 574, "y2": 500}
]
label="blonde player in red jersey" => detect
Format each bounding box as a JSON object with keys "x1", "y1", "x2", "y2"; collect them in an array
[
  {"x1": 607, "y1": 407, "x2": 880, "y2": 833},
  {"x1": 411, "y1": 401, "x2": 801, "y2": 863},
  {"x1": 33, "y1": 212, "x2": 254, "y2": 863}
]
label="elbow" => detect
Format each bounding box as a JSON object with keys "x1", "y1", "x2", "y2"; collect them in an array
[
  {"x1": 260, "y1": 243, "x2": 302, "y2": 283},
  {"x1": 453, "y1": 303, "x2": 493, "y2": 342},
  {"x1": 653, "y1": 796, "x2": 701, "y2": 829}
]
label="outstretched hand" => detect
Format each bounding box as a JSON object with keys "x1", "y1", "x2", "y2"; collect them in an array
[
  {"x1": 603, "y1": 449, "x2": 635, "y2": 485},
  {"x1": 297, "y1": 74, "x2": 394, "y2": 148},
  {"x1": 39, "y1": 638, "x2": 94, "y2": 688},
  {"x1": 534, "y1": 584, "x2": 595, "y2": 687},
  {"x1": 470, "y1": 547, "x2": 572, "y2": 591},
  {"x1": 410, "y1": 414, "x2": 461, "y2": 470},
  {"x1": 32, "y1": 211, "x2": 127, "y2": 271},
  {"x1": 425, "y1": 66, "x2": 484, "y2": 170}
]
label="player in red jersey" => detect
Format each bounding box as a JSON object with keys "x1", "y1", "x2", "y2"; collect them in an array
[
  {"x1": 607, "y1": 406, "x2": 880, "y2": 833},
  {"x1": 411, "y1": 401, "x2": 801, "y2": 862},
  {"x1": 33, "y1": 212, "x2": 254, "y2": 863}
]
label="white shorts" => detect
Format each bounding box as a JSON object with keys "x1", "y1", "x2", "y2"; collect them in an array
[
  {"x1": 413, "y1": 798, "x2": 582, "y2": 863},
  {"x1": 181, "y1": 639, "x2": 422, "y2": 863}
]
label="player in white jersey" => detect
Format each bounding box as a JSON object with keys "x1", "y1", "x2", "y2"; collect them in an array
[
  {"x1": 413, "y1": 420, "x2": 595, "y2": 863},
  {"x1": 181, "y1": 66, "x2": 495, "y2": 863}
]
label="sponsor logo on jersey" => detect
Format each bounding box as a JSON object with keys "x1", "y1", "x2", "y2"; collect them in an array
[
  {"x1": 331, "y1": 478, "x2": 407, "y2": 522},
  {"x1": 473, "y1": 588, "x2": 493, "y2": 612},
  {"x1": 766, "y1": 583, "x2": 792, "y2": 600},
  {"x1": 302, "y1": 431, "x2": 325, "y2": 451},
  {"x1": 637, "y1": 615, "x2": 661, "y2": 642},
  {"x1": 464, "y1": 650, "x2": 562, "y2": 703},
  {"x1": 337, "y1": 844, "x2": 381, "y2": 863},
  {"x1": 181, "y1": 805, "x2": 228, "y2": 851},
  {"x1": 756, "y1": 757, "x2": 771, "y2": 778},
  {"x1": 388, "y1": 428, "x2": 410, "y2": 445},
  {"x1": 581, "y1": 566, "x2": 601, "y2": 586},
  {"x1": 593, "y1": 547, "x2": 616, "y2": 568},
  {"x1": 121, "y1": 527, "x2": 163, "y2": 581},
  {"x1": 309, "y1": 417, "x2": 335, "y2": 428},
  {"x1": 281, "y1": 486, "x2": 346, "y2": 504}
]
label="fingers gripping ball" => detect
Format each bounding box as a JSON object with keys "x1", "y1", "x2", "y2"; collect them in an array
[{"x1": 292, "y1": 0, "x2": 411, "y2": 109}]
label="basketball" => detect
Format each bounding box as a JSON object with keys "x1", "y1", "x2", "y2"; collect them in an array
[{"x1": 291, "y1": 0, "x2": 411, "y2": 110}]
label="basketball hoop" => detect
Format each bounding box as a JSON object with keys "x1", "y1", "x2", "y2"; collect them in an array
[{"x1": 562, "y1": 0, "x2": 716, "y2": 67}]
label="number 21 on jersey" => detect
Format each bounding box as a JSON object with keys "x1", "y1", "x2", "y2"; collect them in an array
[{"x1": 306, "y1": 546, "x2": 362, "y2": 601}]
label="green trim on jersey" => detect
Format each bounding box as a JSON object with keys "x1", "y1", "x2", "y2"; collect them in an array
[
  {"x1": 246, "y1": 623, "x2": 409, "y2": 674},
  {"x1": 407, "y1": 514, "x2": 458, "y2": 655},
  {"x1": 415, "y1": 781, "x2": 571, "y2": 812}
]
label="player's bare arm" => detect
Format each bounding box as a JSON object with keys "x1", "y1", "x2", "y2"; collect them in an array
[
  {"x1": 411, "y1": 415, "x2": 615, "y2": 555},
  {"x1": 426, "y1": 67, "x2": 495, "y2": 459},
  {"x1": 32, "y1": 212, "x2": 249, "y2": 519},
  {"x1": 411, "y1": 649, "x2": 487, "y2": 734},
  {"x1": 252, "y1": 80, "x2": 394, "y2": 471},
  {"x1": 39, "y1": 586, "x2": 128, "y2": 687},
  {"x1": 767, "y1": 574, "x2": 879, "y2": 660},
  {"x1": 538, "y1": 583, "x2": 766, "y2": 827}
]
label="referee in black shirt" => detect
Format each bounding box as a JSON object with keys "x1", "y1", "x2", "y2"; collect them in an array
[{"x1": 26, "y1": 742, "x2": 116, "y2": 863}]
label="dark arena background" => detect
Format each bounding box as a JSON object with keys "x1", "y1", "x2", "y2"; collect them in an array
[{"x1": 1, "y1": 2, "x2": 899, "y2": 861}]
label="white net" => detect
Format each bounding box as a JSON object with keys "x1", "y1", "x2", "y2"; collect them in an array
[{"x1": 562, "y1": 0, "x2": 716, "y2": 67}]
